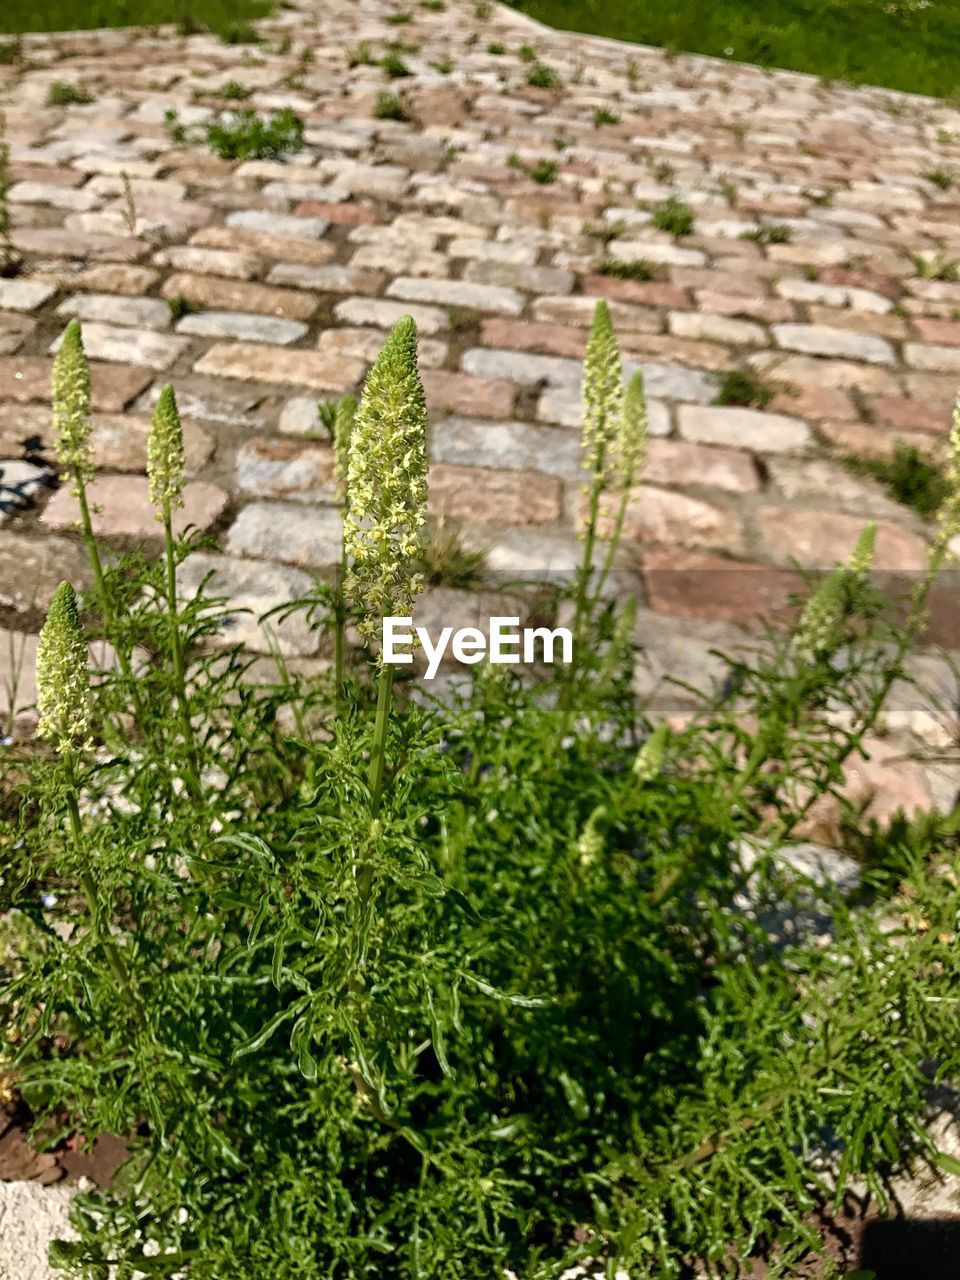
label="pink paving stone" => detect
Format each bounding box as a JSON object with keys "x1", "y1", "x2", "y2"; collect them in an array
[
  {"x1": 295, "y1": 200, "x2": 379, "y2": 225},
  {"x1": 480, "y1": 319, "x2": 586, "y2": 359},
  {"x1": 817, "y1": 267, "x2": 903, "y2": 300},
  {"x1": 580, "y1": 275, "x2": 689, "y2": 310},
  {"x1": 594, "y1": 484, "x2": 745, "y2": 554},
  {"x1": 768, "y1": 385, "x2": 859, "y2": 422},
  {"x1": 817, "y1": 420, "x2": 938, "y2": 459},
  {"x1": 695, "y1": 290, "x2": 796, "y2": 325},
  {"x1": 912, "y1": 317, "x2": 960, "y2": 346},
  {"x1": 194, "y1": 343, "x2": 365, "y2": 393},
  {"x1": 0, "y1": 357, "x2": 151, "y2": 410},
  {"x1": 754, "y1": 508, "x2": 928, "y2": 571},
  {"x1": 865, "y1": 395, "x2": 954, "y2": 434},
  {"x1": 190, "y1": 225, "x2": 338, "y2": 267},
  {"x1": 643, "y1": 548, "x2": 803, "y2": 628},
  {"x1": 428, "y1": 464, "x2": 561, "y2": 525},
  {"x1": 645, "y1": 439, "x2": 759, "y2": 493},
  {"x1": 421, "y1": 369, "x2": 516, "y2": 419},
  {"x1": 41, "y1": 476, "x2": 228, "y2": 539},
  {"x1": 161, "y1": 273, "x2": 317, "y2": 321},
  {"x1": 11, "y1": 227, "x2": 146, "y2": 263}
]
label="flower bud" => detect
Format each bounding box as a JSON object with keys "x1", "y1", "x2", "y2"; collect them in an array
[
  {"x1": 581, "y1": 300, "x2": 622, "y2": 477},
  {"x1": 343, "y1": 317, "x2": 429, "y2": 639},
  {"x1": 52, "y1": 319, "x2": 93, "y2": 485},
  {"x1": 147, "y1": 384, "x2": 185, "y2": 512},
  {"x1": 36, "y1": 581, "x2": 92, "y2": 755}
]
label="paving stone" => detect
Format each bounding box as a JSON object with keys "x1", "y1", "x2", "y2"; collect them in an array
[
  {"x1": 903, "y1": 343, "x2": 960, "y2": 373},
  {"x1": 176, "y1": 311, "x2": 308, "y2": 345},
  {"x1": 598, "y1": 483, "x2": 744, "y2": 553},
  {"x1": 49, "y1": 322, "x2": 189, "y2": 371},
  {"x1": 226, "y1": 500, "x2": 343, "y2": 568},
  {"x1": 668, "y1": 310, "x2": 767, "y2": 346},
  {"x1": 316, "y1": 327, "x2": 448, "y2": 369},
  {"x1": 643, "y1": 547, "x2": 802, "y2": 628},
  {"x1": 463, "y1": 259, "x2": 575, "y2": 295},
  {"x1": 0, "y1": 280, "x2": 56, "y2": 312},
  {"x1": 194, "y1": 343, "x2": 364, "y2": 392},
  {"x1": 177, "y1": 551, "x2": 320, "y2": 656},
  {"x1": 429, "y1": 463, "x2": 562, "y2": 525},
  {"x1": 754, "y1": 507, "x2": 928, "y2": 571},
  {"x1": 12, "y1": 226, "x2": 145, "y2": 262},
  {"x1": 0, "y1": 532, "x2": 91, "y2": 613},
  {"x1": 0, "y1": 314, "x2": 34, "y2": 354},
  {"x1": 536, "y1": 383, "x2": 671, "y2": 436},
  {"x1": 41, "y1": 475, "x2": 228, "y2": 539},
  {"x1": 772, "y1": 323, "x2": 896, "y2": 365},
  {"x1": 57, "y1": 292, "x2": 171, "y2": 329},
  {"x1": 268, "y1": 262, "x2": 384, "y2": 295},
  {"x1": 333, "y1": 297, "x2": 449, "y2": 335},
  {"x1": 421, "y1": 370, "x2": 516, "y2": 419},
  {"x1": 645, "y1": 439, "x2": 759, "y2": 492},
  {"x1": 278, "y1": 396, "x2": 324, "y2": 437},
  {"x1": 191, "y1": 224, "x2": 337, "y2": 267},
  {"x1": 157, "y1": 246, "x2": 263, "y2": 280},
  {"x1": 0, "y1": 356, "x2": 151, "y2": 410},
  {"x1": 225, "y1": 210, "x2": 329, "y2": 238},
  {"x1": 386, "y1": 276, "x2": 526, "y2": 316},
  {"x1": 236, "y1": 437, "x2": 334, "y2": 501},
  {"x1": 86, "y1": 412, "x2": 214, "y2": 474},
  {"x1": 160, "y1": 273, "x2": 316, "y2": 321},
  {"x1": 677, "y1": 404, "x2": 812, "y2": 453},
  {"x1": 430, "y1": 416, "x2": 581, "y2": 480}
]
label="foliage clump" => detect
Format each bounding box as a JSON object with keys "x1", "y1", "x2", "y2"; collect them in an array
[
  {"x1": 164, "y1": 105, "x2": 304, "y2": 160},
  {"x1": 3, "y1": 316, "x2": 960, "y2": 1280},
  {"x1": 844, "y1": 441, "x2": 950, "y2": 519}
]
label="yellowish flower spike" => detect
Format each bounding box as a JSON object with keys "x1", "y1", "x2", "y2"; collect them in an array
[
  {"x1": 52, "y1": 319, "x2": 93, "y2": 485},
  {"x1": 36, "y1": 581, "x2": 92, "y2": 755},
  {"x1": 616, "y1": 369, "x2": 648, "y2": 487},
  {"x1": 938, "y1": 395, "x2": 960, "y2": 540},
  {"x1": 333, "y1": 393, "x2": 357, "y2": 499},
  {"x1": 633, "y1": 721, "x2": 669, "y2": 782},
  {"x1": 147, "y1": 384, "x2": 186, "y2": 513},
  {"x1": 848, "y1": 522, "x2": 876, "y2": 577},
  {"x1": 792, "y1": 567, "x2": 845, "y2": 663},
  {"x1": 581, "y1": 299, "x2": 622, "y2": 477},
  {"x1": 343, "y1": 316, "x2": 429, "y2": 639}
]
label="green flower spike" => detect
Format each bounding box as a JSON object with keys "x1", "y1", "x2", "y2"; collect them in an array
[
  {"x1": 848, "y1": 522, "x2": 876, "y2": 578},
  {"x1": 52, "y1": 319, "x2": 93, "y2": 486},
  {"x1": 333, "y1": 393, "x2": 357, "y2": 499},
  {"x1": 36, "y1": 581, "x2": 92, "y2": 756},
  {"x1": 581, "y1": 299, "x2": 622, "y2": 478},
  {"x1": 633, "y1": 721, "x2": 668, "y2": 782},
  {"x1": 344, "y1": 316, "x2": 429, "y2": 640},
  {"x1": 617, "y1": 369, "x2": 648, "y2": 487},
  {"x1": 147, "y1": 385, "x2": 185, "y2": 513}
]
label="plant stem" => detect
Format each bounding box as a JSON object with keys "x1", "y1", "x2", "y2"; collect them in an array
[
  {"x1": 163, "y1": 502, "x2": 203, "y2": 802},
  {"x1": 64, "y1": 761, "x2": 147, "y2": 1035},
  {"x1": 367, "y1": 662, "x2": 394, "y2": 818}
]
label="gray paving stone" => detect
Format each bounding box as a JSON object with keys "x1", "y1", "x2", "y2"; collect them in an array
[{"x1": 176, "y1": 311, "x2": 308, "y2": 345}]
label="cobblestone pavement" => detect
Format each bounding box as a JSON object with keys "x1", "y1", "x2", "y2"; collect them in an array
[{"x1": 1, "y1": 0, "x2": 959, "y2": 815}]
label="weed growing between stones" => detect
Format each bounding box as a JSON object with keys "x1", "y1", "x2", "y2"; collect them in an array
[
  {"x1": 844, "y1": 441, "x2": 950, "y2": 519},
  {"x1": 45, "y1": 80, "x2": 94, "y2": 107},
  {"x1": 650, "y1": 196, "x2": 694, "y2": 236},
  {"x1": 373, "y1": 90, "x2": 410, "y2": 121},
  {"x1": 4, "y1": 314, "x2": 960, "y2": 1278},
  {"x1": 163, "y1": 106, "x2": 304, "y2": 161},
  {"x1": 713, "y1": 365, "x2": 776, "y2": 408}
]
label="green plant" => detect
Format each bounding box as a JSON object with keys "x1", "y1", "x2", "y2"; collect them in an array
[
  {"x1": 924, "y1": 166, "x2": 953, "y2": 189},
  {"x1": 741, "y1": 222, "x2": 792, "y2": 244},
  {"x1": 526, "y1": 61, "x2": 561, "y2": 88},
  {"x1": 486, "y1": 41, "x2": 505, "y2": 53},
  {"x1": 0, "y1": 110, "x2": 12, "y2": 272},
  {"x1": 119, "y1": 170, "x2": 137, "y2": 235},
  {"x1": 6, "y1": 314, "x2": 960, "y2": 1280},
  {"x1": 420, "y1": 0, "x2": 446, "y2": 8},
  {"x1": 843, "y1": 442, "x2": 950, "y2": 519},
  {"x1": 348, "y1": 40, "x2": 377, "y2": 67},
  {"x1": 474, "y1": 0, "x2": 492, "y2": 15},
  {"x1": 45, "y1": 80, "x2": 93, "y2": 106},
  {"x1": 518, "y1": 42, "x2": 537, "y2": 61},
  {"x1": 593, "y1": 106, "x2": 620, "y2": 125},
  {"x1": 385, "y1": 9, "x2": 412, "y2": 22},
  {"x1": 429, "y1": 57, "x2": 454, "y2": 73},
  {"x1": 418, "y1": 517, "x2": 486, "y2": 588},
  {"x1": 217, "y1": 78, "x2": 253, "y2": 99},
  {"x1": 912, "y1": 251, "x2": 960, "y2": 281},
  {"x1": 597, "y1": 256, "x2": 657, "y2": 281},
  {"x1": 164, "y1": 106, "x2": 305, "y2": 161},
  {"x1": 0, "y1": 37, "x2": 21, "y2": 63},
  {"x1": 713, "y1": 366, "x2": 775, "y2": 408},
  {"x1": 165, "y1": 294, "x2": 198, "y2": 322},
  {"x1": 381, "y1": 50, "x2": 411, "y2": 77},
  {"x1": 373, "y1": 90, "x2": 409, "y2": 121},
  {"x1": 508, "y1": 153, "x2": 558, "y2": 184},
  {"x1": 651, "y1": 196, "x2": 694, "y2": 236},
  {"x1": 220, "y1": 19, "x2": 260, "y2": 43}
]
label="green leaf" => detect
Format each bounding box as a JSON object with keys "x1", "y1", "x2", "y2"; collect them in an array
[
  {"x1": 231, "y1": 996, "x2": 308, "y2": 1061},
  {"x1": 457, "y1": 970, "x2": 549, "y2": 1008},
  {"x1": 559, "y1": 1070, "x2": 589, "y2": 1120}
]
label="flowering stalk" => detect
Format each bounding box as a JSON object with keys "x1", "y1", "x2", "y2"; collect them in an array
[
  {"x1": 595, "y1": 368, "x2": 649, "y2": 599},
  {"x1": 37, "y1": 583, "x2": 144, "y2": 1025},
  {"x1": 343, "y1": 316, "x2": 428, "y2": 818},
  {"x1": 52, "y1": 320, "x2": 147, "y2": 731},
  {"x1": 333, "y1": 393, "x2": 356, "y2": 706},
  {"x1": 148, "y1": 384, "x2": 202, "y2": 801}
]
